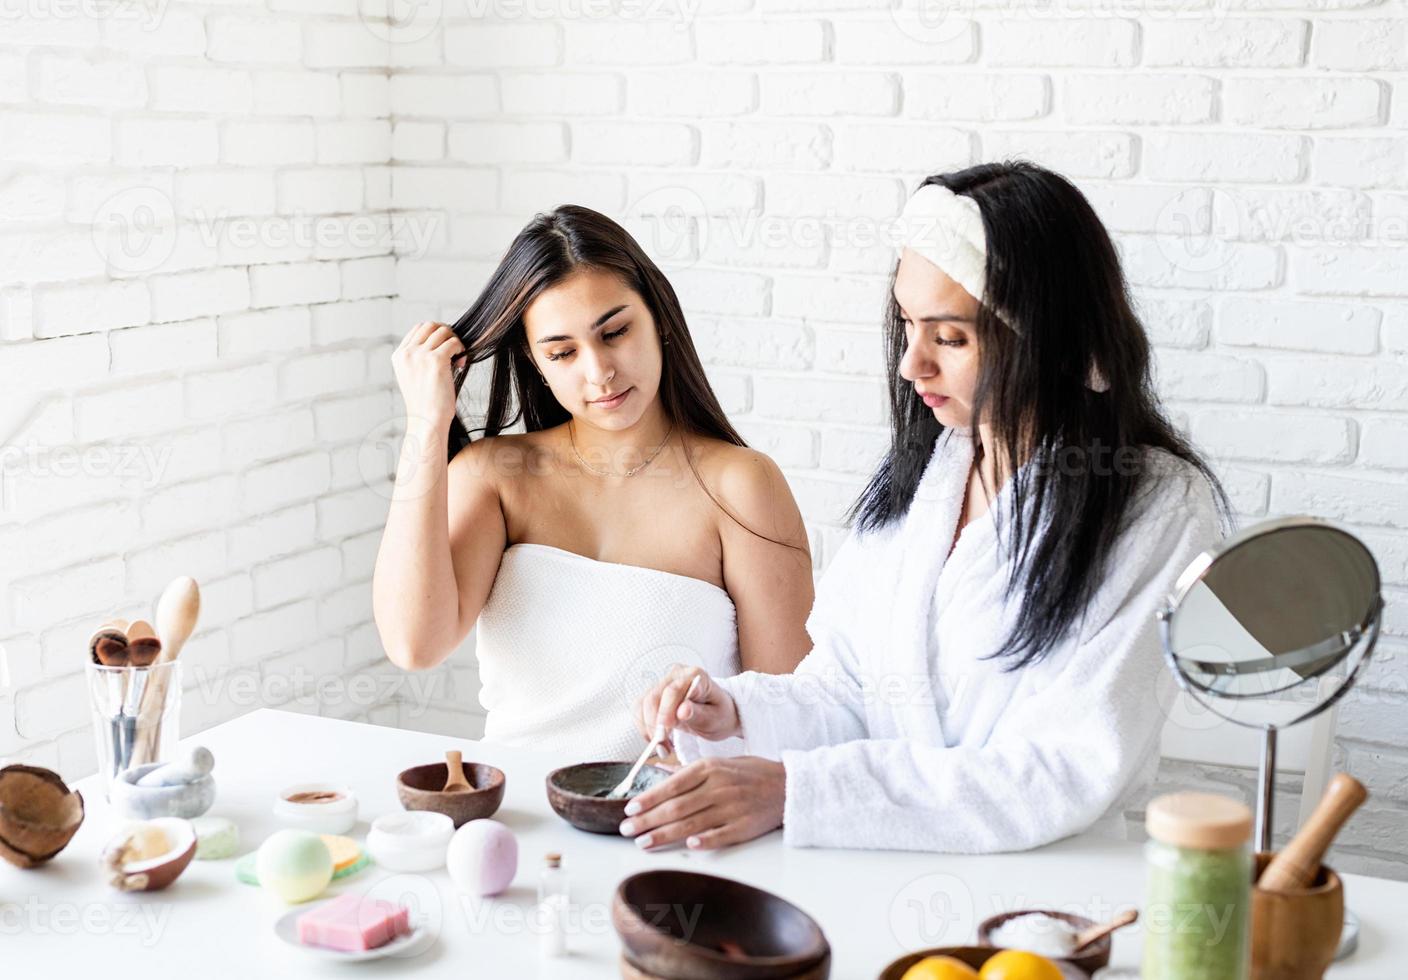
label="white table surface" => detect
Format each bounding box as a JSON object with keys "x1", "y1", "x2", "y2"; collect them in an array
[{"x1": 3, "y1": 708, "x2": 1402, "y2": 978}]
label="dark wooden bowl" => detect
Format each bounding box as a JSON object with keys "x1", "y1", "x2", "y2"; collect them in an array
[
  {"x1": 546, "y1": 762, "x2": 670, "y2": 835},
  {"x1": 621, "y1": 953, "x2": 831, "y2": 980},
  {"x1": 977, "y1": 909, "x2": 1110, "y2": 977},
  {"x1": 880, "y1": 946, "x2": 1088, "y2": 980},
  {"x1": 396, "y1": 761, "x2": 504, "y2": 828},
  {"x1": 613, "y1": 869, "x2": 830, "y2": 980}
]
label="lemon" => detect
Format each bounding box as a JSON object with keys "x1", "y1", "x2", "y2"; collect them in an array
[
  {"x1": 977, "y1": 949, "x2": 1064, "y2": 980},
  {"x1": 900, "y1": 954, "x2": 980, "y2": 980}
]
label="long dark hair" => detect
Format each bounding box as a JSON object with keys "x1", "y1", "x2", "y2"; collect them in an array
[
  {"x1": 851, "y1": 161, "x2": 1230, "y2": 670},
  {"x1": 445, "y1": 205, "x2": 743, "y2": 459}
]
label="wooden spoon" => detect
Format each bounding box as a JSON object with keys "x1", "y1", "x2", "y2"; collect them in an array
[
  {"x1": 442, "y1": 750, "x2": 471, "y2": 792},
  {"x1": 1259, "y1": 773, "x2": 1367, "y2": 893},
  {"x1": 154, "y1": 579, "x2": 200, "y2": 664},
  {"x1": 133, "y1": 578, "x2": 201, "y2": 764},
  {"x1": 1071, "y1": 909, "x2": 1139, "y2": 954}
]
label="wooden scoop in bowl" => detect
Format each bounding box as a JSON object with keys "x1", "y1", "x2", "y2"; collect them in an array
[
  {"x1": 442, "y1": 750, "x2": 471, "y2": 792},
  {"x1": 1071, "y1": 909, "x2": 1139, "y2": 954}
]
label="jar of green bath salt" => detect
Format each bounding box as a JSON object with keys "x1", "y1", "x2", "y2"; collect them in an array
[{"x1": 1142, "y1": 792, "x2": 1252, "y2": 980}]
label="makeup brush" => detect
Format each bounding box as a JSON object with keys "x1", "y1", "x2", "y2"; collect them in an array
[
  {"x1": 89, "y1": 621, "x2": 130, "y2": 666},
  {"x1": 125, "y1": 620, "x2": 162, "y2": 667},
  {"x1": 91, "y1": 634, "x2": 130, "y2": 667},
  {"x1": 88, "y1": 619, "x2": 133, "y2": 775}
]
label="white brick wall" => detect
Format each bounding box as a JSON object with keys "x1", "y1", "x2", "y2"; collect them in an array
[
  {"x1": 380, "y1": 4, "x2": 1408, "y2": 879},
  {"x1": 0, "y1": 1, "x2": 404, "y2": 773},
  {"x1": 2, "y1": 1, "x2": 1405, "y2": 879}
]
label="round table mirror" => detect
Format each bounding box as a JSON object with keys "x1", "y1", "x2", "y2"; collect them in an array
[{"x1": 1158, "y1": 517, "x2": 1382, "y2": 852}]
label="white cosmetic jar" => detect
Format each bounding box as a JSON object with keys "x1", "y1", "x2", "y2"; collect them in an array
[
  {"x1": 367, "y1": 811, "x2": 455, "y2": 872},
  {"x1": 272, "y1": 782, "x2": 358, "y2": 835}
]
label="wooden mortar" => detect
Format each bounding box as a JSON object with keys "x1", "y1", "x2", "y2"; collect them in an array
[
  {"x1": 1251, "y1": 852, "x2": 1343, "y2": 980},
  {"x1": 1249, "y1": 773, "x2": 1363, "y2": 980}
]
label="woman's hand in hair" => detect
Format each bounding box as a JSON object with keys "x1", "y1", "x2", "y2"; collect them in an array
[
  {"x1": 635, "y1": 665, "x2": 740, "y2": 751},
  {"x1": 391, "y1": 321, "x2": 466, "y2": 431},
  {"x1": 618, "y1": 756, "x2": 785, "y2": 852}
]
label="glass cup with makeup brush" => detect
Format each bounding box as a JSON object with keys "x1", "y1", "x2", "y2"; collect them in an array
[{"x1": 84, "y1": 619, "x2": 182, "y2": 800}]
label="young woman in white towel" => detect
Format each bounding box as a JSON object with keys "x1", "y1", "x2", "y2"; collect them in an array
[
  {"x1": 621, "y1": 161, "x2": 1231, "y2": 854},
  {"x1": 373, "y1": 206, "x2": 813, "y2": 760}
]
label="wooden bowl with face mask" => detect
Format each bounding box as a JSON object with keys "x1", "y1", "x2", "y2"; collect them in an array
[{"x1": 545, "y1": 762, "x2": 670, "y2": 835}]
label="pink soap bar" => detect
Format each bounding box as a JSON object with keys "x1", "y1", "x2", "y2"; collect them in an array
[{"x1": 296, "y1": 893, "x2": 411, "y2": 952}]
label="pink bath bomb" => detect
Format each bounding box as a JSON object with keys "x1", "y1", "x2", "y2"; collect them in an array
[{"x1": 446, "y1": 819, "x2": 517, "y2": 897}]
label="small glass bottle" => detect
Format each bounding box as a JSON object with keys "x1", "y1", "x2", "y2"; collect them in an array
[
  {"x1": 1142, "y1": 792, "x2": 1253, "y2": 980},
  {"x1": 537, "y1": 851, "x2": 569, "y2": 957}
]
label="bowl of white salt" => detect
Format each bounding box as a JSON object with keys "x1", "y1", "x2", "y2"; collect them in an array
[{"x1": 978, "y1": 910, "x2": 1112, "y2": 977}]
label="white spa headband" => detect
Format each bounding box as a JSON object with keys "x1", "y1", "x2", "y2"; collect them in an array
[{"x1": 898, "y1": 183, "x2": 1110, "y2": 393}]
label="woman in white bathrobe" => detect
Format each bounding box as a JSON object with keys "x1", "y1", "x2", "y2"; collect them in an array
[{"x1": 619, "y1": 161, "x2": 1230, "y2": 854}]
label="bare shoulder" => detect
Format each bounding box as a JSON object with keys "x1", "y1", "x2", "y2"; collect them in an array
[
  {"x1": 689, "y1": 438, "x2": 805, "y2": 544},
  {"x1": 449, "y1": 428, "x2": 556, "y2": 487},
  {"x1": 692, "y1": 438, "x2": 785, "y2": 493}
]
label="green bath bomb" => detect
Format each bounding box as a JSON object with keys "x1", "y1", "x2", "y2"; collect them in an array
[{"x1": 255, "y1": 830, "x2": 332, "y2": 903}]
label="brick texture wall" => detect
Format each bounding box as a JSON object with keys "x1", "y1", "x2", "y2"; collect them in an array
[
  {"x1": 0, "y1": 1, "x2": 410, "y2": 774},
  {"x1": 1, "y1": 0, "x2": 1404, "y2": 878}
]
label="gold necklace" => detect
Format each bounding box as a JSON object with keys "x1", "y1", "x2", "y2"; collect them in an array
[{"x1": 568, "y1": 419, "x2": 675, "y2": 478}]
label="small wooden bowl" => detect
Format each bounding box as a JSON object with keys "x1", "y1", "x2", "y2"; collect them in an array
[
  {"x1": 1252, "y1": 851, "x2": 1343, "y2": 980},
  {"x1": 880, "y1": 946, "x2": 1088, "y2": 980},
  {"x1": 613, "y1": 869, "x2": 831, "y2": 980},
  {"x1": 396, "y1": 761, "x2": 505, "y2": 828},
  {"x1": 978, "y1": 909, "x2": 1111, "y2": 976},
  {"x1": 546, "y1": 762, "x2": 670, "y2": 835}
]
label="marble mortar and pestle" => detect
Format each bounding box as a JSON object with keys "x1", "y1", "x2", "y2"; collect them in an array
[{"x1": 112, "y1": 745, "x2": 216, "y2": 820}]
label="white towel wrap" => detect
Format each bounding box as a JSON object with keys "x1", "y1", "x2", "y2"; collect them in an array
[{"x1": 473, "y1": 543, "x2": 741, "y2": 761}]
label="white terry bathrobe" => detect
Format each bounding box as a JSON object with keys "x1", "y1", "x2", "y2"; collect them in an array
[{"x1": 676, "y1": 426, "x2": 1222, "y2": 853}]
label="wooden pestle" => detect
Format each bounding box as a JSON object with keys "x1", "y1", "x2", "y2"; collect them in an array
[
  {"x1": 1258, "y1": 773, "x2": 1367, "y2": 893},
  {"x1": 443, "y1": 750, "x2": 471, "y2": 792}
]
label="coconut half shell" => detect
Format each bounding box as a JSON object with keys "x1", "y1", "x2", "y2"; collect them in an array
[
  {"x1": 0, "y1": 765, "x2": 85, "y2": 868},
  {"x1": 103, "y1": 818, "x2": 197, "y2": 892}
]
